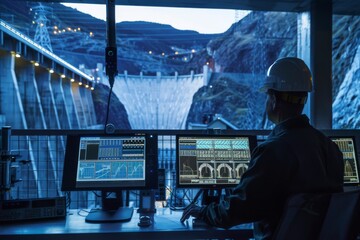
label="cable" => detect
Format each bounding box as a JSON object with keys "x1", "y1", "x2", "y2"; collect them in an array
[
  {"x1": 104, "y1": 83, "x2": 113, "y2": 131},
  {"x1": 65, "y1": 191, "x2": 71, "y2": 209},
  {"x1": 168, "y1": 187, "x2": 199, "y2": 211}
]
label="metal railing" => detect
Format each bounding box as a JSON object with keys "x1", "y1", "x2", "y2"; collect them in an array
[
  {"x1": 2, "y1": 129, "x2": 269, "y2": 209},
  {"x1": 7, "y1": 128, "x2": 358, "y2": 208}
]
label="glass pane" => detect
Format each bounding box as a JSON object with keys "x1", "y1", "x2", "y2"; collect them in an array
[
  {"x1": 332, "y1": 14, "x2": 360, "y2": 129},
  {"x1": 0, "y1": 1, "x2": 307, "y2": 130}
]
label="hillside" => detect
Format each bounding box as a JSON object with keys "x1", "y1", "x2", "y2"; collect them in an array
[
  {"x1": 0, "y1": 0, "x2": 216, "y2": 75},
  {"x1": 187, "y1": 11, "x2": 360, "y2": 129}
]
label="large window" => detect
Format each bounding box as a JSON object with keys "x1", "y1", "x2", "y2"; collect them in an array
[{"x1": 1, "y1": 1, "x2": 358, "y2": 131}]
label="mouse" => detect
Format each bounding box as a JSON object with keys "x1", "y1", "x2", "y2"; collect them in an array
[{"x1": 138, "y1": 215, "x2": 152, "y2": 227}]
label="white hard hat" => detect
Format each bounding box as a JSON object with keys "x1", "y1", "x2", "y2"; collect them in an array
[{"x1": 260, "y1": 57, "x2": 313, "y2": 92}]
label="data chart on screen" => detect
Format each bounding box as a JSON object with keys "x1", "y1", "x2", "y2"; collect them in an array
[
  {"x1": 177, "y1": 135, "x2": 256, "y2": 187},
  {"x1": 76, "y1": 136, "x2": 146, "y2": 182}
]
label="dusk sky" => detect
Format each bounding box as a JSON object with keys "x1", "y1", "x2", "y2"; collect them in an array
[{"x1": 62, "y1": 3, "x2": 249, "y2": 34}]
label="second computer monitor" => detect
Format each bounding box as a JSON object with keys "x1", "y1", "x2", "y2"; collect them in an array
[{"x1": 176, "y1": 134, "x2": 257, "y2": 189}]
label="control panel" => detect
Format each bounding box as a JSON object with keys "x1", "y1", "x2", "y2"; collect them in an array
[{"x1": 0, "y1": 196, "x2": 66, "y2": 222}]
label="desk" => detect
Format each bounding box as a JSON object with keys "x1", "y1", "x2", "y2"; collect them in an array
[{"x1": 0, "y1": 208, "x2": 253, "y2": 240}]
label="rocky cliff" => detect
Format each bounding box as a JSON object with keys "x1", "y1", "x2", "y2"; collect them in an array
[{"x1": 187, "y1": 11, "x2": 360, "y2": 129}]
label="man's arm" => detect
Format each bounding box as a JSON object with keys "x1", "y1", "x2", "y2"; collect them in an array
[{"x1": 182, "y1": 141, "x2": 294, "y2": 228}]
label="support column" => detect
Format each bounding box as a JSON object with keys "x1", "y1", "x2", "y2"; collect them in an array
[
  {"x1": 310, "y1": 0, "x2": 333, "y2": 129},
  {"x1": 35, "y1": 68, "x2": 59, "y2": 129},
  {"x1": 48, "y1": 73, "x2": 61, "y2": 129},
  {"x1": 72, "y1": 83, "x2": 87, "y2": 128},
  {"x1": 0, "y1": 51, "x2": 27, "y2": 128},
  {"x1": 79, "y1": 86, "x2": 92, "y2": 127},
  {"x1": 84, "y1": 87, "x2": 97, "y2": 126},
  {"x1": 51, "y1": 76, "x2": 70, "y2": 129},
  {"x1": 16, "y1": 59, "x2": 45, "y2": 129},
  {"x1": 62, "y1": 80, "x2": 80, "y2": 129}
]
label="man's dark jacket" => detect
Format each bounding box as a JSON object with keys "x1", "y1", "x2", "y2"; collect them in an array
[{"x1": 199, "y1": 114, "x2": 344, "y2": 239}]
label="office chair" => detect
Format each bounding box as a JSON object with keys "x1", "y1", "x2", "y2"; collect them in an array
[
  {"x1": 272, "y1": 193, "x2": 331, "y2": 240},
  {"x1": 273, "y1": 189, "x2": 360, "y2": 240},
  {"x1": 318, "y1": 188, "x2": 360, "y2": 240}
]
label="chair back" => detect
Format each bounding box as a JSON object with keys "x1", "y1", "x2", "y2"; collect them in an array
[
  {"x1": 273, "y1": 189, "x2": 360, "y2": 240},
  {"x1": 273, "y1": 193, "x2": 331, "y2": 240},
  {"x1": 318, "y1": 189, "x2": 360, "y2": 240}
]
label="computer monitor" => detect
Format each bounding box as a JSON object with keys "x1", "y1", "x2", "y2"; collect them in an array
[
  {"x1": 329, "y1": 136, "x2": 360, "y2": 185},
  {"x1": 176, "y1": 134, "x2": 257, "y2": 204},
  {"x1": 62, "y1": 133, "x2": 158, "y2": 223}
]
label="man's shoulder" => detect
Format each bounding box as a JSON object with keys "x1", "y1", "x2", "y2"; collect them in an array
[
  {"x1": 253, "y1": 136, "x2": 291, "y2": 158},
  {"x1": 259, "y1": 134, "x2": 288, "y2": 148}
]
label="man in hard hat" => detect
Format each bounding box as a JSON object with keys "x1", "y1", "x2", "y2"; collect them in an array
[{"x1": 180, "y1": 57, "x2": 344, "y2": 239}]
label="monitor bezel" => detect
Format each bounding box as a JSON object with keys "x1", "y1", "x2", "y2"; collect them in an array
[
  {"x1": 61, "y1": 132, "x2": 158, "y2": 192},
  {"x1": 175, "y1": 133, "x2": 257, "y2": 189},
  {"x1": 328, "y1": 135, "x2": 360, "y2": 186}
]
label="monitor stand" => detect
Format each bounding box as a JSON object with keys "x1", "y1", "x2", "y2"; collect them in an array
[{"x1": 85, "y1": 191, "x2": 134, "y2": 223}]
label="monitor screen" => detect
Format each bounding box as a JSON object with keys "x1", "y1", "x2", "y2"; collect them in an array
[
  {"x1": 62, "y1": 133, "x2": 158, "y2": 192},
  {"x1": 330, "y1": 136, "x2": 360, "y2": 185},
  {"x1": 176, "y1": 134, "x2": 257, "y2": 188}
]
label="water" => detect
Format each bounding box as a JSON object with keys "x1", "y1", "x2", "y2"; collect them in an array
[{"x1": 112, "y1": 72, "x2": 207, "y2": 129}]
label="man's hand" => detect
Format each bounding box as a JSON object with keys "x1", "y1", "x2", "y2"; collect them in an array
[{"x1": 180, "y1": 203, "x2": 203, "y2": 223}]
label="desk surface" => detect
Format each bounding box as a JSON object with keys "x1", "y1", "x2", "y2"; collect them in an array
[{"x1": 0, "y1": 208, "x2": 253, "y2": 240}]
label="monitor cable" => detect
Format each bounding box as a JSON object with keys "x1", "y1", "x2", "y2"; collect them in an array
[
  {"x1": 104, "y1": 0, "x2": 117, "y2": 134},
  {"x1": 104, "y1": 83, "x2": 115, "y2": 134}
]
